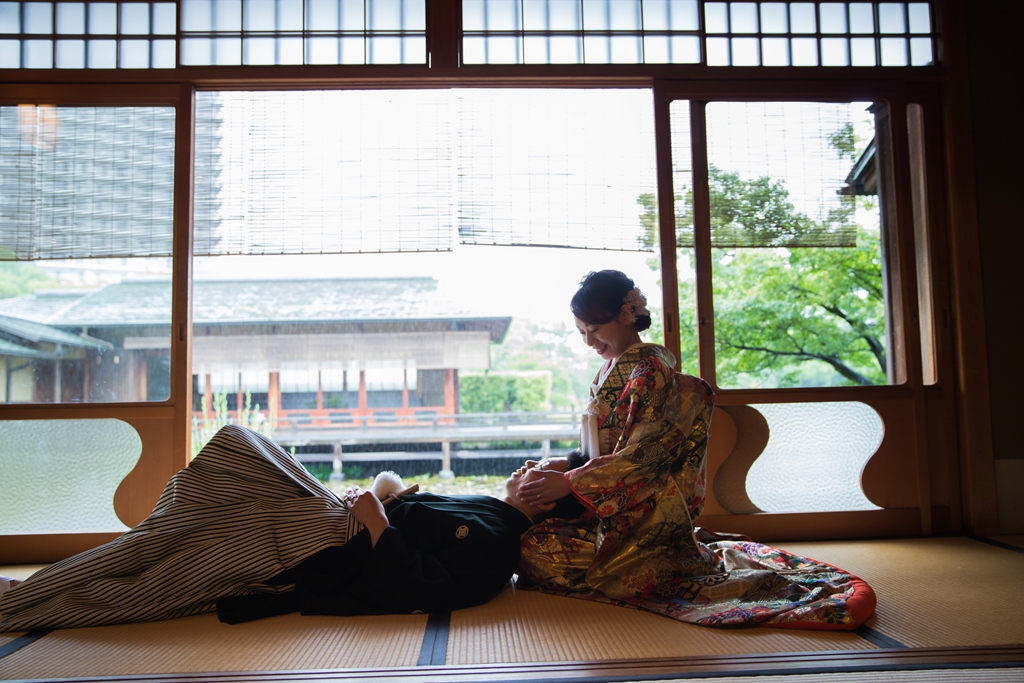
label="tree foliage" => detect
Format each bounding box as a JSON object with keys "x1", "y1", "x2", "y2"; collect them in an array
[
  {"x1": 639, "y1": 165, "x2": 886, "y2": 388},
  {"x1": 489, "y1": 318, "x2": 602, "y2": 411},
  {"x1": 0, "y1": 261, "x2": 57, "y2": 299},
  {"x1": 459, "y1": 373, "x2": 551, "y2": 413}
]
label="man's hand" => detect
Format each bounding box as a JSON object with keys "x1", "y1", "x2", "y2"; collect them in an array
[
  {"x1": 344, "y1": 488, "x2": 389, "y2": 547},
  {"x1": 518, "y1": 468, "x2": 572, "y2": 506}
]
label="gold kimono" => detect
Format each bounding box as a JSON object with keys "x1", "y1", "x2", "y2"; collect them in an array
[
  {"x1": 519, "y1": 343, "x2": 717, "y2": 602},
  {"x1": 518, "y1": 344, "x2": 876, "y2": 629}
]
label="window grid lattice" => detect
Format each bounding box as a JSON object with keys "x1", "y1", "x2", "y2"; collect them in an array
[
  {"x1": 1, "y1": 0, "x2": 935, "y2": 69},
  {"x1": 0, "y1": 0, "x2": 428, "y2": 68},
  {"x1": 0, "y1": 1, "x2": 178, "y2": 68},
  {"x1": 462, "y1": 0, "x2": 936, "y2": 66}
]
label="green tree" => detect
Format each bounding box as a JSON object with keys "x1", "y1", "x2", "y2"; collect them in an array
[
  {"x1": 0, "y1": 261, "x2": 58, "y2": 299},
  {"x1": 459, "y1": 373, "x2": 550, "y2": 413},
  {"x1": 639, "y1": 166, "x2": 886, "y2": 387},
  {"x1": 489, "y1": 318, "x2": 602, "y2": 411}
]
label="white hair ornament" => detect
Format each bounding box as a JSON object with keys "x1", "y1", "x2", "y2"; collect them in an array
[{"x1": 622, "y1": 287, "x2": 649, "y2": 325}]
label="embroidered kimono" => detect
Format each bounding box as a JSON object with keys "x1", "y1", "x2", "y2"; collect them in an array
[
  {"x1": 519, "y1": 344, "x2": 716, "y2": 599},
  {"x1": 518, "y1": 344, "x2": 876, "y2": 630}
]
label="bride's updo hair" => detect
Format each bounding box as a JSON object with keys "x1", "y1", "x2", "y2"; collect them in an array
[{"x1": 570, "y1": 270, "x2": 652, "y2": 332}]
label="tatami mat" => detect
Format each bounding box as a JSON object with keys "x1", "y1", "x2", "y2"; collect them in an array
[
  {"x1": 777, "y1": 537, "x2": 1024, "y2": 649},
  {"x1": 617, "y1": 670, "x2": 1024, "y2": 683},
  {"x1": 448, "y1": 583, "x2": 875, "y2": 665},
  {"x1": 0, "y1": 611, "x2": 426, "y2": 679},
  {"x1": 0, "y1": 567, "x2": 43, "y2": 646},
  {"x1": 2, "y1": 537, "x2": 1024, "y2": 681}
]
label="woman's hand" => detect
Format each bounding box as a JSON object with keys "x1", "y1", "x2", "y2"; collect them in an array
[
  {"x1": 531, "y1": 456, "x2": 570, "y2": 472},
  {"x1": 518, "y1": 468, "x2": 572, "y2": 506},
  {"x1": 344, "y1": 488, "x2": 389, "y2": 547}
]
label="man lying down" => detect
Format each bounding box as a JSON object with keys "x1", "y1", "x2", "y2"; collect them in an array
[{"x1": 0, "y1": 424, "x2": 581, "y2": 631}]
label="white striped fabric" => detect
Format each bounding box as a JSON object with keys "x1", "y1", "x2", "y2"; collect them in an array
[{"x1": 0, "y1": 425, "x2": 360, "y2": 632}]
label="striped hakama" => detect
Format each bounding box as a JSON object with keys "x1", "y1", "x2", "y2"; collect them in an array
[{"x1": 0, "y1": 425, "x2": 360, "y2": 632}]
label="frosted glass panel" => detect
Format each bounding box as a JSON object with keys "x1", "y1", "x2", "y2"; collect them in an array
[
  {"x1": 745, "y1": 402, "x2": 882, "y2": 512},
  {"x1": 0, "y1": 419, "x2": 140, "y2": 533}
]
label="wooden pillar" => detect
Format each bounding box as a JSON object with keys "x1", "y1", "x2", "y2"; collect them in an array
[
  {"x1": 358, "y1": 369, "x2": 367, "y2": 412},
  {"x1": 440, "y1": 440, "x2": 453, "y2": 480},
  {"x1": 203, "y1": 372, "x2": 212, "y2": 419},
  {"x1": 330, "y1": 442, "x2": 344, "y2": 482},
  {"x1": 83, "y1": 352, "x2": 90, "y2": 403},
  {"x1": 268, "y1": 371, "x2": 280, "y2": 421},
  {"x1": 444, "y1": 369, "x2": 456, "y2": 416},
  {"x1": 138, "y1": 354, "x2": 148, "y2": 402}
]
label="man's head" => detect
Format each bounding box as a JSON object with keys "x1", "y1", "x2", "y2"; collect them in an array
[
  {"x1": 503, "y1": 463, "x2": 555, "y2": 520},
  {"x1": 502, "y1": 454, "x2": 585, "y2": 522}
]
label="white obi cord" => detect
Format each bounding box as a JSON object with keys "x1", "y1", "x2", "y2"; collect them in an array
[
  {"x1": 580, "y1": 392, "x2": 603, "y2": 461},
  {"x1": 581, "y1": 356, "x2": 618, "y2": 460}
]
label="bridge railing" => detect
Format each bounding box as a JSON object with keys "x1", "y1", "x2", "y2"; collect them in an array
[{"x1": 273, "y1": 410, "x2": 582, "y2": 432}]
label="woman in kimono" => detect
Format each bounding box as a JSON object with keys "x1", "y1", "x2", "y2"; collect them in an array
[
  {"x1": 517, "y1": 269, "x2": 716, "y2": 601},
  {"x1": 516, "y1": 270, "x2": 876, "y2": 629}
]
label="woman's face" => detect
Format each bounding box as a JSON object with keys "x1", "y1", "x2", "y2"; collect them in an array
[{"x1": 574, "y1": 310, "x2": 639, "y2": 362}]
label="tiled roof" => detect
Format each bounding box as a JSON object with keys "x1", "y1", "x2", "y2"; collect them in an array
[
  {"x1": 0, "y1": 313, "x2": 108, "y2": 348},
  {"x1": 0, "y1": 289, "x2": 97, "y2": 323},
  {"x1": 0, "y1": 337, "x2": 59, "y2": 359},
  {"x1": 0, "y1": 277, "x2": 511, "y2": 337}
]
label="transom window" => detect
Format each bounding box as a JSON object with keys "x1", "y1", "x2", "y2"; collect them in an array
[
  {"x1": 463, "y1": 0, "x2": 934, "y2": 65},
  {"x1": 0, "y1": 0, "x2": 934, "y2": 68}
]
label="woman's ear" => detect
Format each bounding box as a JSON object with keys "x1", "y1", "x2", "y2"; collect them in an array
[{"x1": 617, "y1": 303, "x2": 633, "y2": 324}]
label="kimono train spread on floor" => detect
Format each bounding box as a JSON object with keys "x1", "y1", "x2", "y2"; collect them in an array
[
  {"x1": 0, "y1": 425, "x2": 360, "y2": 632},
  {"x1": 518, "y1": 344, "x2": 877, "y2": 630}
]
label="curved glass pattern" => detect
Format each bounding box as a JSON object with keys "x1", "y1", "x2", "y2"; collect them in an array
[
  {"x1": 0, "y1": 418, "x2": 140, "y2": 533},
  {"x1": 745, "y1": 401, "x2": 883, "y2": 512}
]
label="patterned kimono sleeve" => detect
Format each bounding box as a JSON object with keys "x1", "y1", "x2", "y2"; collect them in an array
[{"x1": 565, "y1": 353, "x2": 702, "y2": 519}]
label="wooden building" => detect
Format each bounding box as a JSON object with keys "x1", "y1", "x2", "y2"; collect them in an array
[{"x1": 0, "y1": 277, "x2": 510, "y2": 424}]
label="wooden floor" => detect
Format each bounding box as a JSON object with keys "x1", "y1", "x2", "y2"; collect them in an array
[{"x1": 2, "y1": 536, "x2": 1023, "y2": 682}]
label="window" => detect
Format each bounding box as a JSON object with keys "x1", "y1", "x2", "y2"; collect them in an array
[
  {"x1": 0, "y1": 104, "x2": 175, "y2": 404},
  {"x1": 0, "y1": 418, "x2": 139, "y2": 533},
  {"x1": 700, "y1": 100, "x2": 888, "y2": 389},
  {"x1": 462, "y1": 0, "x2": 935, "y2": 66},
  {"x1": 0, "y1": 2, "x2": 956, "y2": 544},
  {"x1": 180, "y1": 0, "x2": 426, "y2": 65},
  {"x1": 190, "y1": 88, "x2": 663, "y2": 453},
  {"x1": 1, "y1": 0, "x2": 936, "y2": 69},
  {"x1": 0, "y1": 1, "x2": 177, "y2": 68}
]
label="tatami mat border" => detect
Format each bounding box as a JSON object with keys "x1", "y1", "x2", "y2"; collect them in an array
[
  {"x1": 416, "y1": 612, "x2": 450, "y2": 666},
  {"x1": 972, "y1": 536, "x2": 1024, "y2": 554},
  {"x1": 1, "y1": 645, "x2": 1021, "y2": 683},
  {"x1": 0, "y1": 629, "x2": 50, "y2": 660}
]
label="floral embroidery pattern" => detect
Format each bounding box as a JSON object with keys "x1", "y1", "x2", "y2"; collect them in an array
[{"x1": 518, "y1": 344, "x2": 875, "y2": 629}]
